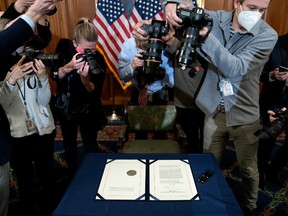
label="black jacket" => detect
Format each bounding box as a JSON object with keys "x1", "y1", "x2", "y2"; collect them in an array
[
  {"x1": 259, "y1": 33, "x2": 288, "y2": 124},
  {"x1": 0, "y1": 2, "x2": 52, "y2": 80},
  {"x1": 53, "y1": 38, "x2": 107, "y2": 129}
]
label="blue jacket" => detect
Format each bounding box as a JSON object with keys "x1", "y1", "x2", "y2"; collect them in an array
[{"x1": 118, "y1": 37, "x2": 174, "y2": 93}]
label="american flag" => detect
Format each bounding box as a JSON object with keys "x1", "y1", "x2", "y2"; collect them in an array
[
  {"x1": 93, "y1": 0, "x2": 165, "y2": 90},
  {"x1": 129, "y1": 0, "x2": 165, "y2": 31}
]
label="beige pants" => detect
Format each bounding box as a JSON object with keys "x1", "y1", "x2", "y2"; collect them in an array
[{"x1": 203, "y1": 113, "x2": 259, "y2": 210}]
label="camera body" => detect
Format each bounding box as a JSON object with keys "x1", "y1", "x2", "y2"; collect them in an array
[
  {"x1": 23, "y1": 47, "x2": 64, "y2": 69},
  {"x1": 138, "y1": 20, "x2": 168, "y2": 87},
  {"x1": 176, "y1": 7, "x2": 213, "y2": 72},
  {"x1": 141, "y1": 20, "x2": 169, "y2": 38},
  {"x1": 76, "y1": 49, "x2": 104, "y2": 75},
  {"x1": 254, "y1": 109, "x2": 288, "y2": 140}
]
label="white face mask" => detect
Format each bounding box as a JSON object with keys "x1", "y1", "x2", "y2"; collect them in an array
[{"x1": 237, "y1": 5, "x2": 262, "y2": 31}]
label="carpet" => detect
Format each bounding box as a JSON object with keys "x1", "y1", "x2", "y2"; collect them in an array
[
  {"x1": 8, "y1": 117, "x2": 120, "y2": 215},
  {"x1": 222, "y1": 140, "x2": 288, "y2": 216},
  {"x1": 8, "y1": 118, "x2": 288, "y2": 216}
]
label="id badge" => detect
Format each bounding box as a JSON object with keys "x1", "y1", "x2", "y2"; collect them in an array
[
  {"x1": 219, "y1": 79, "x2": 234, "y2": 96},
  {"x1": 26, "y1": 118, "x2": 35, "y2": 132}
]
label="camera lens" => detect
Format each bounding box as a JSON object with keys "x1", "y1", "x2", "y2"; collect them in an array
[
  {"x1": 178, "y1": 27, "x2": 199, "y2": 68},
  {"x1": 140, "y1": 20, "x2": 168, "y2": 85},
  {"x1": 36, "y1": 53, "x2": 64, "y2": 69}
]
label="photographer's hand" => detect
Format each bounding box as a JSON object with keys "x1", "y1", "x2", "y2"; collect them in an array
[
  {"x1": 58, "y1": 54, "x2": 78, "y2": 79},
  {"x1": 132, "y1": 20, "x2": 151, "y2": 41},
  {"x1": 165, "y1": 3, "x2": 189, "y2": 27},
  {"x1": 7, "y1": 56, "x2": 34, "y2": 85},
  {"x1": 268, "y1": 108, "x2": 287, "y2": 122},
  {"x1": 199, "y1": 26, "x2": 210, "y2": 37},
  {"x1": 78, "y1": 62, "x2": 95, "y2": 92},
  {"x1": 131, "y1": 53, "x2": 144, "y2": 70},
  {"x1": 269, "y1": 68, "x2": 288, "y2": 81},
  {"x1": 14, "y1": 0, "x2": 35, "y2": 14},
  {"x1": 33, "y1": 59, "x2": 47, "y2": 78},
  {"x1": 25, "y1": 0, "x2": 58, "y2": 24}
]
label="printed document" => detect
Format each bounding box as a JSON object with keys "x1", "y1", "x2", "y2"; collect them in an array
[
  {"x1": 96, "y1": 159, "x2": 198, "y2": 201},
  {"x1": 96, "y1": 159, "x2": 146, "y2": 200},
  {"x1": 149, "y1": 160, "x2": 199, "y2": 200}
]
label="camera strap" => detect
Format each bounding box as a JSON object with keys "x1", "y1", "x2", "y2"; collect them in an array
[{"x1": 16, "y1": 78, "x2": 36, "y2": 132}]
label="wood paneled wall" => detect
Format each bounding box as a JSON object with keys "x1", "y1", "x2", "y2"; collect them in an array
[
  {"x1": 266, "y1": 0, "x2": 288, "y2": 35},
  {"x1": 204, "y1": 0, "x2": 288, "y2": 35},
  {"x1": 1, "y1": 0, "x2": 288, "y2": 104},
  {"x1": 205, "y1": 0, "x2": 234, "y2": 11}
]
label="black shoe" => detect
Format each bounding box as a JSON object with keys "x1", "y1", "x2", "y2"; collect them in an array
[
  {"x1": 266, "y1": 168, "x2": 283, "y2": 187},
  {"x1": 243, "y1": 207, "x2": 257, "y2": 216},
  {"x1": 266, "y1": 173, "x2": 283, "y2": 187},
  {"x1": 258, "y1": 171, "x2": 267, "y2": 190}
]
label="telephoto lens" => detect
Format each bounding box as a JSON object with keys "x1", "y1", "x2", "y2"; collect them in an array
[
  {"x1": 140, "y1": 20, "x2": 168, "y2": 85},
  {"x1": 176, "y1": 7, "x2": 213, "y2": 70}
]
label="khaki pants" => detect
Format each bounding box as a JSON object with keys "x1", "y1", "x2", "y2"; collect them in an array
[{"x1": 203, "y1": 113, "x2": 259, "y2": 210}]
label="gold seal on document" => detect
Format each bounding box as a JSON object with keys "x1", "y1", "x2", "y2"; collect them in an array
[{"x1": 127, "y1": 170, "x2": 137, "y2": 176}]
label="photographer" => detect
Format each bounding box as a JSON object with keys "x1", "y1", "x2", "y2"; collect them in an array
[
  {"x1": 132, "y1": 17, "x2": 206, "y2": 152},
  {"x1": 258, "y1": 33, "x2": 288, "y2": 188},
  {"x1": 118, "y1": 20, "x2": 175, "y2": 106},
  {"x1": 0, "y1": 56, "x2": 55, "y2": 216},
  {"x1": 158, "y1": 0, "x2": 278, "y2": 214},
  {"x1": 0, "y1": 1, "x2": 58, "y2": 215},
  {"x1": 52, "y1": 17, "x2": 107, "y2": 178},
  {"x1": 267, "y1": 107, "x2": 288, "y2": 184}
]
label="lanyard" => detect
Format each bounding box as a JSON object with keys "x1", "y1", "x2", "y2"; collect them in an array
[{"x1": 16, "y1": 77, "x2": 26, "y2": 106}]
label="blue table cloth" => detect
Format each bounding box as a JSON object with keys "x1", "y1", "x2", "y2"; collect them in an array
[{"x1": 53, "y1": 153, "x2": 243, "y2": 216}]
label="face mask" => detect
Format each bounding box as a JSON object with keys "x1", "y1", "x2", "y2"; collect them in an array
[
  {"x1": 75, "y1": 46, "x2": 84, "y2": 54},
  {"x1": 237, "y1": 5, "x2": 262, "y2": 31}
]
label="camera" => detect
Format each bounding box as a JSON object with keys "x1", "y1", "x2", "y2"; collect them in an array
[
  {"x1": 137, "y1": 20, "x2": 169, "y2": 87},
  {"x1": 76, "y1": 49, "x2": 104, "y2": 75},
  {"x1": 254, "y1": 109, "x2": 288, "y2": 140},
  {"x1": 176, "y1": 7, "x2": 213, "y2": 73},
  {"x1": 23, "y1": 47, "x2": 64, "y2": 69},
  {"x1": 135, "y1": 51, "x2": 165, "y2": 89}
]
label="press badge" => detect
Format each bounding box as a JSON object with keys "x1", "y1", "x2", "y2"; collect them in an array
[
  {"x1": 219, "y1": 79, "x2": 234, "y2": 96},
  {"x1": 25, "y1": 110, "x2": 35, "y2": 132},
  {"x1": 26, "y1": 118, "x2": 35, "y2": 132}
]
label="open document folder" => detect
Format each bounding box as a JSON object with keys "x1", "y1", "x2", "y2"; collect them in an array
[
  {"x1": 149, "y1": 159, "x2": 199, "y2": 200},
  {"x1": 96, "y1": 159, "x2": 146, "y2": 200},
  {"x1": 96, "y1": 159, "x2": 199, "y2": 201}
]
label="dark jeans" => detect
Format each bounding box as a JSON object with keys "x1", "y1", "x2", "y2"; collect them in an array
[
  {"x1": 10, "y1": 132, "x2": 55, "y2": 216},
  {"x1": 270, "y1": 135, "x2": 288, "y2": 173},
  {"x1": 258, "y1": 109, "x2": 288, "y2": 181},
  {"x1": 59, "y1": 112, "x2": 99, "y2": 177},
  {"x1": 258, "y1": 130, "x2": 288, "y2": 178},
  {"x1": 176, "y1": 107, "x2": 205, "y2": 153}
]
